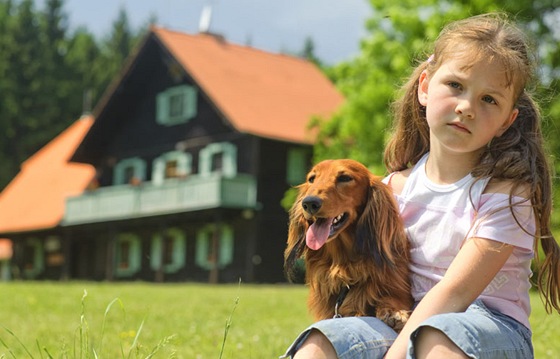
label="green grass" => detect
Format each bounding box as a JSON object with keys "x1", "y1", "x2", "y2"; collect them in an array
[{"x1": 0, "y1": 282, "x2": 557, "y2": 358}]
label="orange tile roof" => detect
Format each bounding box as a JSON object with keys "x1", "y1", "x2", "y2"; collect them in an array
[
  {"x1": 0, "y1": 117, "x2": 95, "y2": 234},
  {"x1": 153, "y1": 27, "x2": 344, "y2": 144}
]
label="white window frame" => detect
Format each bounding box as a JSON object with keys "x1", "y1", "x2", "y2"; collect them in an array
[
  {"x1": 115, "y1": 233, "x2": 141, "y2": 277},
  {"x1": 156, "y1": 85, "x2": 197, "y2": 126},
  {"x1": 152, "y1": 151, "x2": 192, "y2": 185},
  {"x1": 199, "y1": 142, "x2": 237, "y2": 177},
  {"x1": 113, "y1": 157, "x2": 146, "y2": 185},
  {"x1": 195, "y1": 224, "x2": 234, "y2": 270},
  {"x1": 150, "y1": 228, "x2": 186, "y2": 273}
]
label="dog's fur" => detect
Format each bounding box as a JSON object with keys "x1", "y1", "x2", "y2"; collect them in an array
[{"x1": 284, "y1": 159, "x2": 413, "y2": 331}]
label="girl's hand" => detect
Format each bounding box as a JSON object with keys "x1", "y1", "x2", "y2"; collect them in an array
[{"x1": 384, "y1": 237, "x2": 513, "y2": 359}]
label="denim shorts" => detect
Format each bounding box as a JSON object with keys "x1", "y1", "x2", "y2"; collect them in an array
[{"x1": 281, "y1": 300, "x2": 533, "y2": 359}]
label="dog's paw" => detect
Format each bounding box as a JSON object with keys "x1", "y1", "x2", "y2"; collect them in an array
[{"x1": 377, "y1": 308, "x2": 410, "y2": 333}]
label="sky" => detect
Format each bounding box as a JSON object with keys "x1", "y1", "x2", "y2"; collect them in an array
[{"x1": 36, "y1": 0, "x2": 373, "y2": 65}]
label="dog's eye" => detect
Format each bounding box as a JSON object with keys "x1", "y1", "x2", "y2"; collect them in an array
[
  {"x1": 308, "y1": 175, "x2": 316, "y2": 183},
  {"x1": 337, "y1": 174, "x2": 353, "y2": 183}
]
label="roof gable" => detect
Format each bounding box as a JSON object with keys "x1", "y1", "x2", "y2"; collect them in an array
[
  {"x1": 150, "y1": 27, "x2": 344, "y2": 143},
  {"x1": 0, "y1": 117, "x2": 95, "y2": 234}
]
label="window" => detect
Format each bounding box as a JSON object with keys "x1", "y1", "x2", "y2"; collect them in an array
[
  {"x1": 286, "y1": 147, "x2": 310, "y2": 186},
  {"x1": 156, "y1": 85, "x2": 197, "y2": 126},
  {"x1": 113, "y1": 158, "x2": 146, "y2": 185},
  {"x1": 115, "y1": 233, "x2": 141, "y2": 277},
  {"x1": 23, "y1": 238, "x2": 44, "y2": 279},
  {"x1": 152, "y1": 151, "x2": 191, "y2": 185},
  {"x1": 150, "y1": 228, "x2": 186, "y2": 273},
  {"x1": 195, "y1": 224, "x2": 234, "y2": 270},
  {"x1": 199, "y1": 142, "x2": 237, "y2": 177}
]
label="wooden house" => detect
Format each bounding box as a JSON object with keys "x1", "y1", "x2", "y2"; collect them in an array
[{"x1": 0, "y1": 27, "x2": 344, "y2": 283}]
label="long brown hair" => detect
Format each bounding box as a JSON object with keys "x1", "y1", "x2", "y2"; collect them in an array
[{"x1": 384, "y1": 13, "x2": 560, "y2": 313}]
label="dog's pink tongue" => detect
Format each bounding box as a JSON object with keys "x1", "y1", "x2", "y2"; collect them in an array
[{"x1": 306, "y1": 218, "x2": 333, "y2": 250}]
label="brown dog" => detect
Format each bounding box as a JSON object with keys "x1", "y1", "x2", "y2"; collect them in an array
[{"x1": 284, "y1": 159, "x2": 412, "y2": 331}]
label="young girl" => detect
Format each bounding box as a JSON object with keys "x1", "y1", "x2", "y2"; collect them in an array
[{"x1": 282, "y1": 13, "x2": 560, "y2": 359}]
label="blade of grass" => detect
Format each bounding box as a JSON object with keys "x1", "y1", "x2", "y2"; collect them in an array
[
  {"x1": 126, "y1": 318, "x2": 145, "y2": 359},
  {"x1": 2, "y1": 326, "x2": 34, "y2": 358},
  {"x1": 219, "y1": 279, "x2": 241, "y2": 359},
  {"x1": 0, "y1": 334, "x2": 17, "y2": 359},
  {"x1": 98, "y1": 297, "x2": 123, "y2": 356}
]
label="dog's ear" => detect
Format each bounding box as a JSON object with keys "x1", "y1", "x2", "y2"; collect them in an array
[
  {"x1": 355, "y1": 178, "x2": 405, "y2": 267},
  {"x1": 284, "y1": 186, "x2": 308, "y2": 283}
]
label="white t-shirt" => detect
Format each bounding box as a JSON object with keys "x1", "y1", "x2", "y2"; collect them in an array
[{"x1": 385, "y1": 153, "x2": 535, "y2": 328}]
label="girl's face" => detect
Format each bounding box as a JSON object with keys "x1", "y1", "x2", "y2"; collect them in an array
[{"x1": 418, "y1": 56, "x2": 519, "y2": 157}]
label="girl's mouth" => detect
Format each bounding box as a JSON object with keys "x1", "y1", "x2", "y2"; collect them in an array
[{"x1": 449, "y1": 123, "x2": 471, "y2": 133}]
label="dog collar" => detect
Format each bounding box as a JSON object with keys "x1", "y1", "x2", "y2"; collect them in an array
[{"x1": 333, "y1": 284, "x2": 351, "y2": 318}]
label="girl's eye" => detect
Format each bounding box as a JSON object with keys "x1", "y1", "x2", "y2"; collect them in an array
[
  {"x1": 448, "y1": 81, "x2": 462, "y2": 90},
  {"x1": 482, "y1": 95, "x2": 497, "y2": 105}
]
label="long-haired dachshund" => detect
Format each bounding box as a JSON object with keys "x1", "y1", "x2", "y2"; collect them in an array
[{"x1": 284, "y1": 159, "x2": 413, "y2": 331}]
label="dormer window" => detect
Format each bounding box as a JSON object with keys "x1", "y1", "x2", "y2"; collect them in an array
[{"x1": 156, "y1": 85, "x2": 197, "y2": 126}]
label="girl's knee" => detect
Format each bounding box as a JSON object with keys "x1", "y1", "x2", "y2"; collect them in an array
[
  {"x1": 293, "y1": 329, "x2": 337, "y2": 359},
  {"x1": 413, "y1": 326, "x2": 468, "y2": 359}
]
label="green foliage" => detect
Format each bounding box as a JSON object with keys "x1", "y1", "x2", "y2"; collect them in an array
[
  {"x1": 316, "y1": 0, "x2": 560, "y2": 177},
  {"x1": 0, "y1": 0, "x2": 146, "y2": 190}
]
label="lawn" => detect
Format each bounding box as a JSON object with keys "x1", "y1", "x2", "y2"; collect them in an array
[{"x1": 0, "y1": 282, "x2": 557, "y2": 358}]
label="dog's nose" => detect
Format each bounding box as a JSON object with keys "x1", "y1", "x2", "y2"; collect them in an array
[{"x1": 302, "y1": 196, "x2": 322, "y2": 215}]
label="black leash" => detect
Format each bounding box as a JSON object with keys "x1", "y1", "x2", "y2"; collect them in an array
[{"x1": 333, "y1": 284, "x2": 351, "y2": 318}]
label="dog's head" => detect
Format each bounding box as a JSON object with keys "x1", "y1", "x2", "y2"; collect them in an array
[{"x1": 284, "y1": 159, "x2": 405, "y2": 282}]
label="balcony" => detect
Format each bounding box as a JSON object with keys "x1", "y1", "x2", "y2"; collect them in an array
[{"x1": 62, "y1": 174, "x2": 258, "y2": 225}]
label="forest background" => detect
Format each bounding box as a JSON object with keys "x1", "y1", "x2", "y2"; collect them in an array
[{"x1": 2, "y1": 0, "x2": 560, "y2": 223}]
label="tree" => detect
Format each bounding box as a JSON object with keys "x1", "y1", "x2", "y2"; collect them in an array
[
  {"x1": 94, "y1": 7, "x2": 142, "y2": 100},
  {"x1": 314, "y1": 0, "x2": 560, "y2": 175},
  {"x1": 0, "y1": 0, "x2": 146, "y2": 190}
]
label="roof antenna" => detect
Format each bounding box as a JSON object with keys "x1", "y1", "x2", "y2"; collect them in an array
[{"x1": 198, "y1": 4, "x2": 212, "y2": 33}]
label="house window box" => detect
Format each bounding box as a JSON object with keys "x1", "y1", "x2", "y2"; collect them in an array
[{"x1": 156, "y1": 85, "x2": 197, "y2": 126}]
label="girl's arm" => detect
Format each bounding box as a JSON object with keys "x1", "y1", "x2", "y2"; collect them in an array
[{"x1": 384, "y1": 237, "x2": 514, "y2": 359}]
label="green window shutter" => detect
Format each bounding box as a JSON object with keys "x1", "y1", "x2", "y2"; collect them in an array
[
  {"x1": 287, "y1": 148, "x2": 309, "y2": 186},
  {"x1": 195, "y1": 230, "x2": 212, "y2": 270},
  {"x1": 115, "y1": 233, "x2": 141, "y2": 277},
  {"x1": 156, "y1": 92, "x2": 169, "y2": 125},
  {"x1": 218, "y1": 226, "x2": 234, "y2": 267},
  {"x1": 150, "y1": 228, "x2": 186, "y2": 273},
  {"x1": 195, "y1": 224, "x2": 234, "y2": 270},
  {"x1": 199, "y1": 142, "x2": 237, "y2": 177},
  {"x1": 156, "y1": 85, "x2": 197, "y2": 126},
  {"x1": 152, "y1": 157, "x2": 165, "y2": 185},
  {"x1": 150, "y1": 235, "x2": 162, "y2": 270},
  {"x1": 114, "y1": 157, "x2": 146, "y2": 185},
  {"x1": 170, "y1": 229, "x2": 186, "y2": 272}
]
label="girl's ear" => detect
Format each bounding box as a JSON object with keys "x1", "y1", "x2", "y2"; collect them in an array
[
  {"x1": 496, "y1": 108, "x2": 519, "y2": 137},
  {"x1": 417, "y1": 70, "x2": 429, "y2": 106}
]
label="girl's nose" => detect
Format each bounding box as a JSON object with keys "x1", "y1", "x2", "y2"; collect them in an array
[{"x1": 455, "y1": 97, "x2": 474, "y2": 119}]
